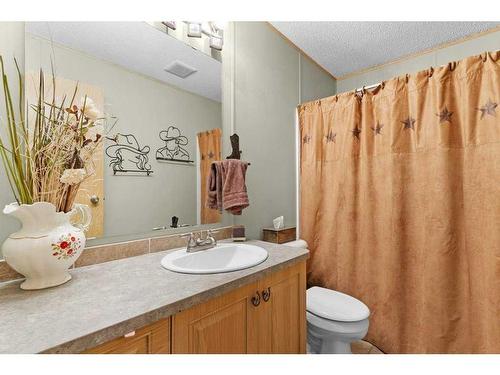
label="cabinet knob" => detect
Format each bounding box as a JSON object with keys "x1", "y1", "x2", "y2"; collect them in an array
[
  {"x1": 90, "y1": 195, "x2": 100, "y2": 205},
  {"x1": 251, "y1": 291, "x2": 261, "y2": 306},
  {"x1": 262, "y1": 287, "x2": 271, "y2": 302}
]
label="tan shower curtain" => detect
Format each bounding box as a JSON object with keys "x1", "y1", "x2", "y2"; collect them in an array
[
  {"x1": 299, "y1": 51, "x2": 500, "y2": 353},
  {"x1": 198, "y1": 128, "x2": 222, "y2": 224}
]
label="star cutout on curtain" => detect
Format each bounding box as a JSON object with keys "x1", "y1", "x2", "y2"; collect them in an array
[
  {"x1": 208, "y1": 151, "x2": 215, "y2": 159},
  {"x1": 478, "y1": 99, "x2": 497, "y2": 119},
  {"x1": 325, "y1": 130, "x2": 337, "y2": 143},
  {"x1": 401, "y1": 116, "x2": 416, "y2": 130},
  {"x1": 371, "y1": 122, "x2": 384, "y2": 135},
  {"x1": 436, "y1": 107, "x2": 453, "y2": 123},
  {"x1": 303, "y1": 135, "x2": 311, "y2": 144},
  {"x1": 351, "y1": 126, "x2": 362, "y2": 140}
]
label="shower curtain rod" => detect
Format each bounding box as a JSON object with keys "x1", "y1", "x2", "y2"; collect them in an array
[
  {"x1": 355, "y1": 82, "x2": 381, "y2": 92},
  {"x1": 354, "y1": 63, "x2": 452, "y2": 92}
]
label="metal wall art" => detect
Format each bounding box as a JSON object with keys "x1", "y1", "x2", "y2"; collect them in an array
[
  {"x1": 105, "y1": 133, "x2": 153, "y2": 175},
  {"x1": 226, "y1": 133, "x2": 250, "y2": 165},
  {"x1": 156, "y1": 126, "x2": 193, "y2": 163}
]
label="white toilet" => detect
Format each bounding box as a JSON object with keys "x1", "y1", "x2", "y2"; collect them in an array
[
  {"x1": 306, "y1": 286, "x2": 370, "y2": 354},
  {"x1": 284, "y1": 239, "x2": 370, "y2": 354}
]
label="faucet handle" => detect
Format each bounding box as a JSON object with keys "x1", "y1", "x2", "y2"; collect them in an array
[
  {"x1": 181, "y1": 232, "x2": 197, "y2": 247},
  {"x1": 207, "y1": 229, "x2": 220, "y2": 239}
]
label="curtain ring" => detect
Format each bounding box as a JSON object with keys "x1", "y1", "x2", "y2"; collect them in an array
[
  {"x1": 449, "y1": 61, "x2": 457, "y2": 71},
  {"x1": 482, "y1": 52, "x2": 488, "y2": 62},
  {"x1": 428, "y1": 67, "x2": 434, "y2": 78},
  {"x1": 381, "y1": 81, "x2": 385, "y2": 89},
  {"x1": 405, "y1": 74, "x2": 409, "y2": 83},
  {"x1": 335, "y1": 95, "x2": 339, "y2": 102}
]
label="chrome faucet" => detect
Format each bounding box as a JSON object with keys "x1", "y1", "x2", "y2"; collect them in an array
[{"x1": 182, "y1": 230, "x2": 218, "y2": 253}]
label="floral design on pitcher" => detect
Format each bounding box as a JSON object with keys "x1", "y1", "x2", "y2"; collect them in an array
[{"x1": 51, "y1": 233, "x2": 82, "y2": 259}]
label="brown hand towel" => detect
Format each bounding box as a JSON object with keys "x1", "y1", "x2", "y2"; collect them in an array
[
  {"x1": 207, "y1": 161, "x2": 223, "y2": 211},
  {"x1": 221, "y1": 159, "x2": 250, "y2": 215},
  {"x1": 207, "y1": 159, "x2": 250, "y2": 215}
]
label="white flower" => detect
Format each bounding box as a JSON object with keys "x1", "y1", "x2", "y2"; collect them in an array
[
  {"x1": 86, "y1": 123, "x2": 104, "y2": 142},
  {"x1": 60, "y1": 168, "x2": 87, "y2": 185},
  {"x1": 79, "y1": 97, "x2": 100, "y2": 121}
]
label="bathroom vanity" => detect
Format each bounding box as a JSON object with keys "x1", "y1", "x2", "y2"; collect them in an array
[
  {"x1": 87, "y1": 260, "x2": 304, "y2": 354},
  {"x1": 0, "y1": 240, "x2": 308, "y2": 354},
  {"x1": 0, "y1": 23, "x2": 309, "y2": 354}
]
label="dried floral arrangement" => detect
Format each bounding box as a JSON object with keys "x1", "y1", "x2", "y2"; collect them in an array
[{"x1": 0, "y1": 56, "x2": 115, "y2": 212}]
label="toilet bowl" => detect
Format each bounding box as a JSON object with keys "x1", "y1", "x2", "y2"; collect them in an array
[
  {"x1": 284, "y1": 240, "x2": 370, "y2": 354},
  {"x1": 306, "y1": 286, "x2": 370, "y2": 354}
]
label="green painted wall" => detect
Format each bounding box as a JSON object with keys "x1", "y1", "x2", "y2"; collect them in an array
[{"x1": 337, "y1": 30, "x2": 500, "y2": 93}]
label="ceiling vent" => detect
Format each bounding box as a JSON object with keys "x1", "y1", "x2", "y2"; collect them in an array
[{"x1": 164, "y1": 60, "x2": 198, "y2": 78}]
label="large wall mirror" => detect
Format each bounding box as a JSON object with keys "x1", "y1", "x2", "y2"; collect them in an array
[{"x1": 0, "y1": 21, "x2": 225, "y2": 257}]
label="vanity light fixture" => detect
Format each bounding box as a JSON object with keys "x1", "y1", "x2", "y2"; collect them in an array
[
  {"x1": 162, "y1": 21, "x2": 176, "y2": 30},
  {"x1": 208, "y1": 23, "x2": 224, "y2": 51},
  {"x1": 182, "y1": 21, "x2": 225, "y2": 51},
  {"x1": 187, "y1": 21, "x2": 202, "y2": 38}
]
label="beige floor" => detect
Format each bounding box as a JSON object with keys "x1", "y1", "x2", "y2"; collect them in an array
[{"x1": 351, "y1": 340, "x2": 384, "y2": 354}]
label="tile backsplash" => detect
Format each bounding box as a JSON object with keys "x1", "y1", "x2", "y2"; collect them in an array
[{"x1": 0, "y1": 226, "x2": 233, "y2": 283}]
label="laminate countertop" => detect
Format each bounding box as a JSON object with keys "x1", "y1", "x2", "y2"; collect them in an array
[{"x1": 0, "y1": 240, "x2": 309, "y2": 353}]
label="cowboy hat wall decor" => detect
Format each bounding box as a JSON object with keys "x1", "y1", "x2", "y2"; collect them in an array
[
  {"x1": 156, "y1": 126, "x2": 194, "y2": 164},
  {"x1": 105, "y1": 133, "x2": 153, "y2": 176}
]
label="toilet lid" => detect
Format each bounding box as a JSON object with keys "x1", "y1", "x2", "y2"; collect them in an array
[{"x1": 306, "y1": 287, "x2": 370, "y2": 322}]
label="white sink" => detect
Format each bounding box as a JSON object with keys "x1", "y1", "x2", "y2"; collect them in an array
[{"x1": 161, "y1": 243, "x2": 268, "y2": 274}]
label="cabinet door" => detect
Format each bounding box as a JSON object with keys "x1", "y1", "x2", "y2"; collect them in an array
[
  {"x1": 257, "y1": 261, "x2": 307, "y2": 354},
  {"x1": 84, "y1": 318, "x2": 171, "y2": 354},
  {"x1": 172, "y1": 283, "x2": 259, "y2": 354}
]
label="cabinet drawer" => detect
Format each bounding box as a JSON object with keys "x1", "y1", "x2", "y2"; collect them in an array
[{"x1": 84, "y1": 318, "x2": 171, "y2": 354}]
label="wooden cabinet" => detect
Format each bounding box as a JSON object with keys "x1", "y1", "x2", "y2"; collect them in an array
[
  {"x1": 84, "y1": 260, "x2": 306, "y2": 354},
  {"x1": 172, "y1": 261, "x2": 306, "y2": 354},
  {"x1": 254, "y1": 261, "x2": 306, "y2": 353},
  {"x1": 84, "y1": 318, "x2": 171, "y2": 354},
  {"x1": 172, "y1": 282, "x2": 257, "y2": 353}
]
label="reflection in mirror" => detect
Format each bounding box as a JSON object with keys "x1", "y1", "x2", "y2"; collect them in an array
[{"x1": 0, "y1": 22, "x2": 224, "y2": 258}]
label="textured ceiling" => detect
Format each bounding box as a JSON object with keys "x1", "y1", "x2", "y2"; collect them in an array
[
  {"x1": 270, "y1": 22, "x2": 500, "y2": 78},
  {"x1": 26, "y1": 22, "x2": 222, "y2": 102}
]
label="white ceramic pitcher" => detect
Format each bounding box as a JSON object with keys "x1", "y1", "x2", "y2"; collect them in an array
[{"x1": 2, "y1": 202, "x2": 91, "y2": 290}]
